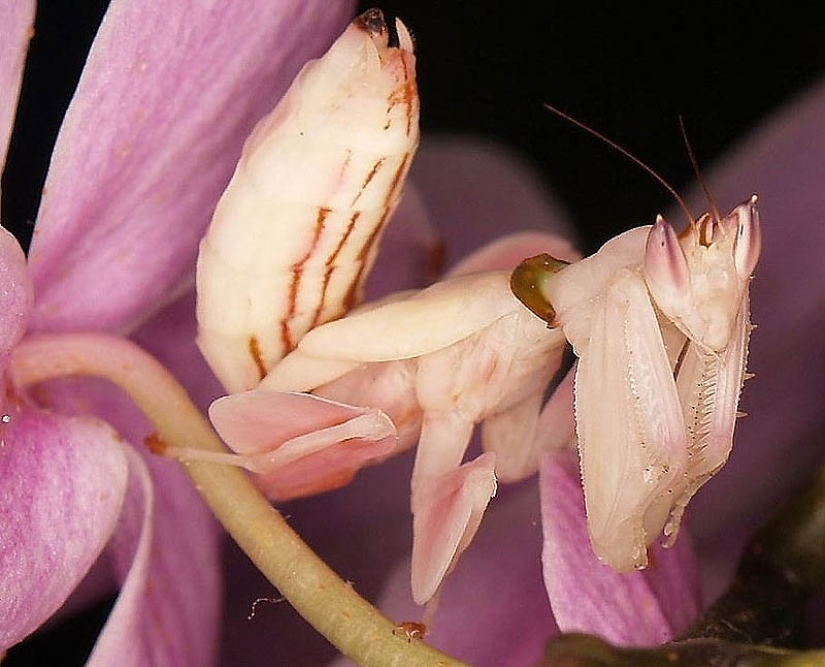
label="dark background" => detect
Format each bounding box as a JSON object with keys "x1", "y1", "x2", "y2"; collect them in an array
[
  {"x1": 360, "y1": 2, "x2": 825, "y2": 250},
  {"x1": 4, "y1": 3, "x2": 825, "y2": 255},
  {"x1": 3, "y1": 2, "x2": 825, "y2": 664}
]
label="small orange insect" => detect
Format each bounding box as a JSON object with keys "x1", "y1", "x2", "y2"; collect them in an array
[{"x1": 393, "y1": 621, "x2": 427, "y2": 643}]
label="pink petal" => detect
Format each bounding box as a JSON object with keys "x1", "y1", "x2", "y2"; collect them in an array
[
  {"x1": 0, "y1": 408, "x2": 129, "y2": 651},
  {"x1": 677, "y1": 76, "x2": 825, "y2": 595},
  {"x1": 0, "y1": 1, "x2": 34, "y2": 167},
  {"x1": 350, "y1": 483, "x2": 557, "y2": 667},
  {"x1": 131, "y1": 289, "x2": 224, "y2": 414},
  {"x1": 0, "y1": 226, "x2": 33, "y2": 361},
  {"x1": 88, "y1": 447, "x2": 220, "y2": 667},
  {"x1": 210, "y1": 390, "x2": 397, "y2": 500},
  {"x1": 539, "y1": 451, "x2": 701, "y2": 645},
  {"x1": 28, "y1": 363, "x2": 221, "y2": 664},
  {"x1": 28, "y1": 0, "x2": 356, "y2": 333},
  {"x1": 409, "y1": 137, "x2": 576, "y2": 267},
  {"x1": 447, "y1": 230, "x2": 580, "y2": 276}
]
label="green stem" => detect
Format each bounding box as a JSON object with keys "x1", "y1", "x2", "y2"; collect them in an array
[{"x1": 11, "y1": 332, "x2": 465, "y2": 667}]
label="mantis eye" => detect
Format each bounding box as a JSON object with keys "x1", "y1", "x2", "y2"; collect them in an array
[
  {"x1": 733, "y1": 194, "x2": 761, "y2": 279},
  {"x1": 643, "y1": 214, "x2": 691, "y2": 314},
  {"x1": 510, "y1": 253, "x2": 568, "y2": 324}
]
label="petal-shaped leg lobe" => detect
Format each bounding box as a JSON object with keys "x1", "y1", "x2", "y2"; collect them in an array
[
  {"x1": 210, "y1": 390, "x2": 397, "y2": 500},
  {"x1": 411, "y1": 453, "x2": 497, "y2": 604}
]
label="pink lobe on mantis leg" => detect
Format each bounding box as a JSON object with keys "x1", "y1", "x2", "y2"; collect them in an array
[
  {"x1": 539, "y1": 450, "x2": 702, "y2": 645},
  {"x1": 0, "y1": 0, "x2": 34, "y2": 167},
  {"x1": 210, "y1": 390, "x2": 397, "y2": 501},
  {"x1": 410, "y1": 452, "x2": 497, "y2": 605}
]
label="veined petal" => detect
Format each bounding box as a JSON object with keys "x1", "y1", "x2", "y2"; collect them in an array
[
  {"x1": 88, "y1": 447, "x2": 220, "y2": 667},
  {"x1": 0, "y1": 225, "x2": 33, "y2": 361},
  {"x1": 0, "y1": 1, "x2": 34, "y2": 170},
  {"x1": 540, "y1": 451, "x2": 701, "y2": 645},
  {"x1": 28, "y1": 0, "x2": 355, "y2": 333},
  {"x1": 22, "y1": 357, "x2": 221, "y2": 665},
  {"x1": 0, "y1": 409, "x2": 128, "y2": 651}
]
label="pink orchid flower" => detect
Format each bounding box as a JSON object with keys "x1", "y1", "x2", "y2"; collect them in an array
[{"x1": 0, "y1": 1, "x2": 354, "y2": 663}]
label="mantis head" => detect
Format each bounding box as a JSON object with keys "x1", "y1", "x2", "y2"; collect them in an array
[{"x1": 643, "y1": 195, "x2": 761, "y2": 352}]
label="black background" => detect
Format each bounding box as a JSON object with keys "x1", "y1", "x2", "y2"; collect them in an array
[
  {"x1": 4, "y1": 3, "x2": 825, "y2": 254},
  {"x1": 3, "y1": 2, "x2": 825, "y2": 664},
  {"x1": 360, "y1": 2, "x2": 825, "y2": 250}
]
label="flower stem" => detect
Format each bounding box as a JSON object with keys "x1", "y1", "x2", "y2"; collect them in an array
[{"x1": 11, "y1": 332, "x2": 466, "y2": 667}]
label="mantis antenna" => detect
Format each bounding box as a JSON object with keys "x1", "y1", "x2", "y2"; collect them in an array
[
  {"x1": 678, "y1": 115, "x2": 722, "y2": 222},
  {"x1": 543, "y1": 102, "x2": 696, "y2": 227}
]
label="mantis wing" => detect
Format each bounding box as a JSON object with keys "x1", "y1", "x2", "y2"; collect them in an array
[{"x1": 573, "y1": 270, "x2": 687, "y2": 571}]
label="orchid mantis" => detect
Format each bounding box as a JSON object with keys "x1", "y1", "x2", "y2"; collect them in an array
[
  {"x1": 196, "y1": 9, "x2": 419, "y2": 393},
  {"x1": 193, "y1": 5, "x2": 759, "y2": 612},
  {"x1": 514, "y1": 197, "x2": 760, "y2": 571},
  {"x1": 214, "y1": 231, "x2": 579, "y2": 604}
]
